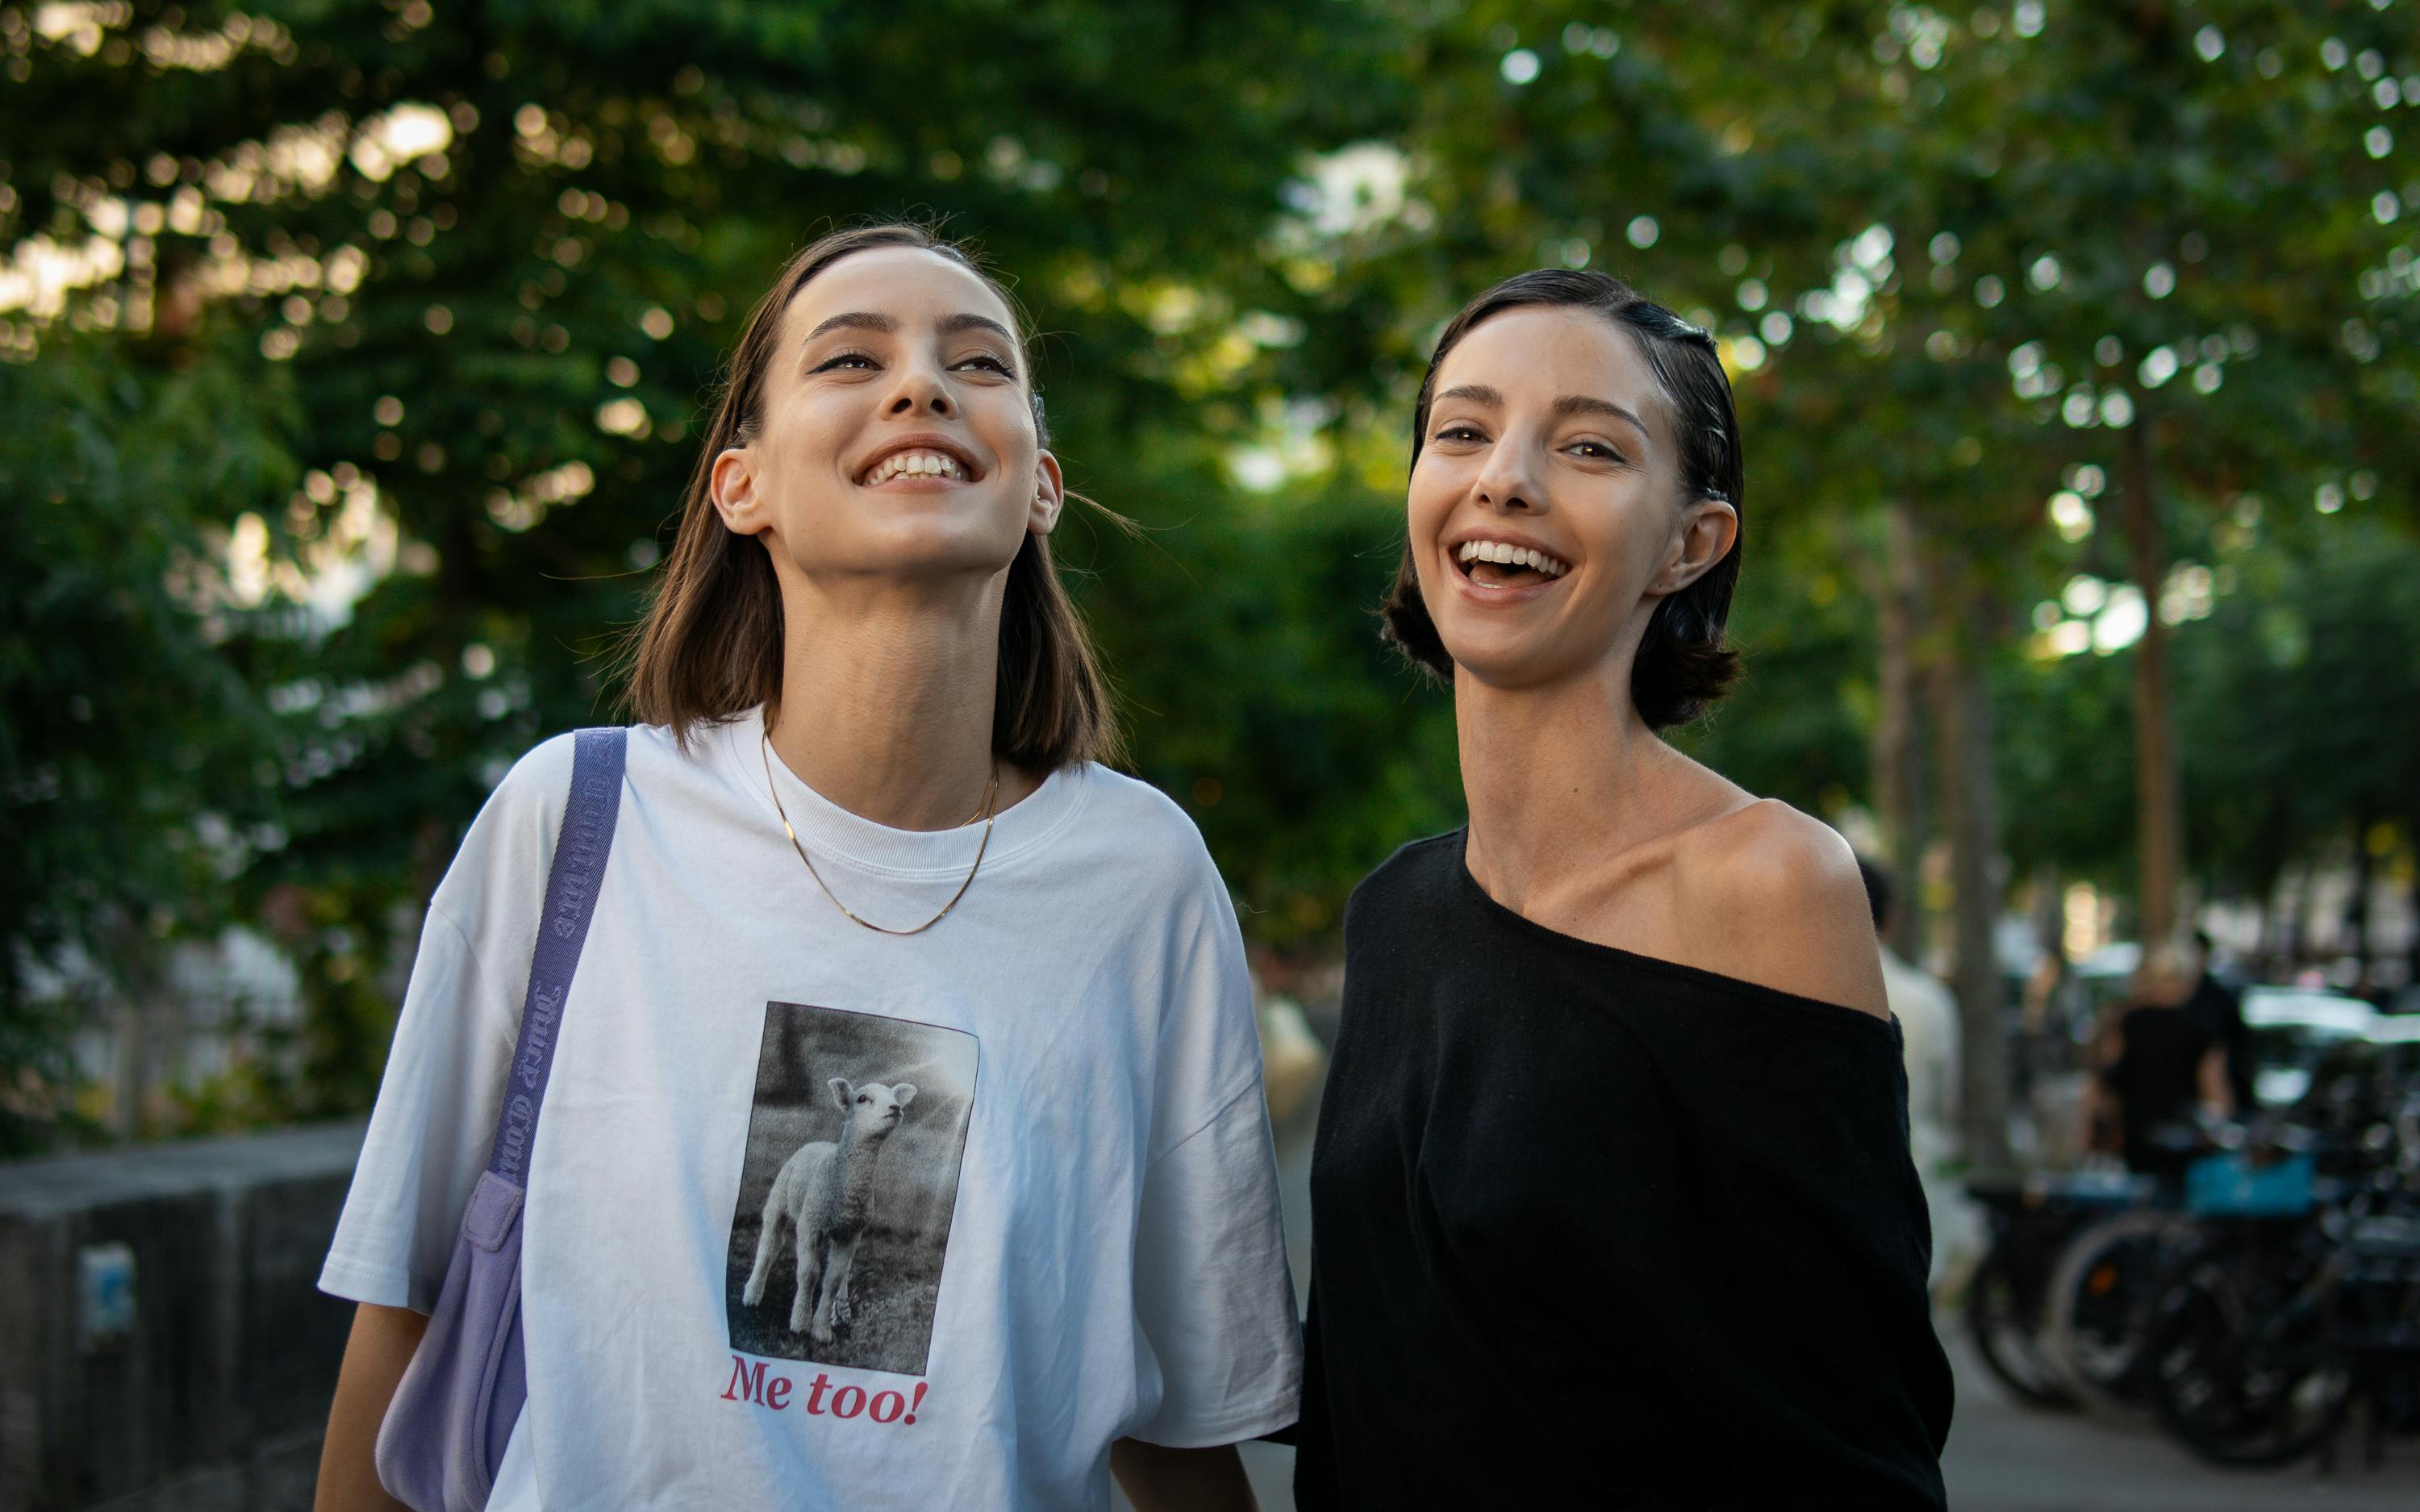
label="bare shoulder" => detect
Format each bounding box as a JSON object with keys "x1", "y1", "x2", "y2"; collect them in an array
[{"x1": 1673, "y1": 799, "x2": 1888, "y2": 1018}]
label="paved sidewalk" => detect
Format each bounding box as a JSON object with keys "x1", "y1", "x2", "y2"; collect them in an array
[{"x1": 1938, "y1": 1328, "x2": 2418, "y2": 1510}]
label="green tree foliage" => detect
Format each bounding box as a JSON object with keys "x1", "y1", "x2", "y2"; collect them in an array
[
  {"x1": 1304, "y1": 2, "x2": 2414, "y2": 906},
  {"x1": 2177, "y1": 516, "x2": 2420, "y2": 907},
  {"x1": 0, "y1": 333, "x2": 297, "y2": 1149},
  {"x1": 1, "y1": 0, "x2": 1403, "y2": 1141},
  {"x1": 4, "y1": 1, "x2": 2416, "y2": 1151}
]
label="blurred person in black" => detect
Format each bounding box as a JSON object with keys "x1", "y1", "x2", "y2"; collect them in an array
[
  {"x1": 2084, "y1": 943, "x2": 2234, "y2": 1185},
  {"x1": 1294, "y1": 269, "x2": 1951, "y2": 1511},
  {"x1": 2180, "y1": 928, "x2": 2253, "y2": 1112}
]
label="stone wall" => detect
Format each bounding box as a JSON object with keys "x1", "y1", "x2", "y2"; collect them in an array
[{"x1": 0, "y1": 1122, "x2": 365, "y2": 1512}]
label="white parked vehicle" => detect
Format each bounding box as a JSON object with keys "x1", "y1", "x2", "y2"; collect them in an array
[{"x1": 2242, "y1": 987, "x2": 2379, "y2": 1107}]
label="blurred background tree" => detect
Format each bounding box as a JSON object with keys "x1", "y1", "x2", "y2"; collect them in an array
[{"x1": 2, "y1": 0, "x2": 2414, "y2": 1152}]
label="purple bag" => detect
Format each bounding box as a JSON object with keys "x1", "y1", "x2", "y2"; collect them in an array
[{"x1": 377, "y1": 727, "x2": 627, "y2": 1511}]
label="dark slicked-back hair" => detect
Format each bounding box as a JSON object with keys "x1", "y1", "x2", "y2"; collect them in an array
[
  {"x1": 1858, "y1": 857, "x2": 1896, "y2": 932},
  {"x1": 623, "y1": 223, "x2": 1119, "y2": 769},
  {"x1": 1380, "y1": 268, "x2": 1745, "y2": 728}
]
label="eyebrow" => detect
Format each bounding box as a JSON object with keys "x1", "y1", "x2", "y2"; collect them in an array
[
  {"x1": 803, "y1": 310, "x2": 897, "y2": 343},
  {"x1": 803, "y1": 310, "x2": 1020, "y2": 347},
  {"x1": 939, "y1": 311, "x2": 1017, "y2": 346},
  {"x1": 1433, "y1": 383, "x2": 1649, "y2": 443}
]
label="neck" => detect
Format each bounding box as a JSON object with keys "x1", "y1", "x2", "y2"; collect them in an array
[
  {"x1": 1454, "y1": 664, "x2": 1667, "y2": 914},
  {"x1": 766, "y1": 567, "x2": 1036, "y2": 831}
]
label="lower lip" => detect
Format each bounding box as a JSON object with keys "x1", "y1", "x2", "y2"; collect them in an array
[
  {"x1": 1447, "y1": 556, "x2": 1568, "y2": 603},
  {"x1": 859, "y1": 473, "x2": 974, "y2": 492}
]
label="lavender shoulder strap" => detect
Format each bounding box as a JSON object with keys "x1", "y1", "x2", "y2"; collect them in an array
[
  {"x1": 486, "y1": 725, "x2": 627, "y2": 1185},
  {"x1": 377, "y1": 726, "x2": 626, "y2": 1512}
]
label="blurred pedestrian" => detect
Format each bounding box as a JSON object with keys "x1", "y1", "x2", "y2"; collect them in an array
[
  {"x1": 1294, "y1": 269, "x2": 1951, "y2": 1510},
  {"x1": 313, "y1": 225, "x2": 1296, "y2": 1512},
  {"x1": 1858, "y1": 859, "x2": 1980, "y2": 1294},
  {"x1": 2179, "y1": 928, "x2": 2253, "y2": 1113},
  {"x1": 2082, "y1": 942, "x2": 2233, "y2": 1185}
]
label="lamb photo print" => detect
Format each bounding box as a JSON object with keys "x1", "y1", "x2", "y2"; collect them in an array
[{"x1": 723, "y1": 1002, "x2": 977, "y2": 1377}]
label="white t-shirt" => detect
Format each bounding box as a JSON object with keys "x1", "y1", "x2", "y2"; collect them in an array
[
  {"x1": 319, "y1": 708, "x2": 1300, "y2": 1510},
  {"x1": 1879, "y1": 946, "x2": 1979, "y2": 1289},
  {"x1": 1879, "y1": 947, "x2": 1961, "y2": 1174}
]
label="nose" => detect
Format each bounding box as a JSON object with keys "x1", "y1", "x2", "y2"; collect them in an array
[
  {"x1": 1471, "y1": 442, "x2": 1542, "y2": 514},
  {"x1": 883, "y1": 356, "x2": 953, "y2": 419}
]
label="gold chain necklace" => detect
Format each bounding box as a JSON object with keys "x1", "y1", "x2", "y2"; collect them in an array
[{"x1": 760, "y1": 733, "x2": 998, "y2": 936}]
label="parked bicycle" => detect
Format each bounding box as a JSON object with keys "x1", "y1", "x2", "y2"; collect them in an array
[
  {"x1": 1963, "y1": 1168, "x2": 2154, "y2": 1410},
  {"x1": 2040, "y1": 1119, "x2": 2316, "y2": 1415},
  {"x1": 2144, "y1": 1046, "x2": 2420, "y2": 1468}
]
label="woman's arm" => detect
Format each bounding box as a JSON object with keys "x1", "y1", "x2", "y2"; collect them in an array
[
  {"x1": 1110, "y1": 1439, "x2": 1259, "y2": 1512},
  {"x1": 2196, "y1": 1043, "x2": 2234, "y2": 1119},
  {"x1": 314, "y1": 1303, "x2": 428, "y2": 1512}
]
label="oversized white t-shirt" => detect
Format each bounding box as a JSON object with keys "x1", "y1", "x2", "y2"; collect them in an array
[{"x1": 319, "y1": 708, "x2": 1300, "y2": 1510}]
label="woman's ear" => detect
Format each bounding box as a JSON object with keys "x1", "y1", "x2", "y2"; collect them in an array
[
  {"x1": 1650, "y1": 498, "x2": 1739, "y2": 596},
  {"x1": 1028, "y1": 449, "x2": 1066, "y2": 539},
  {"x1": 708, "y1": 447, "x2": 766, "y2": 536}
]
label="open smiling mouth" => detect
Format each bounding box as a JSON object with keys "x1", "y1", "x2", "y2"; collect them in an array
[
  {"x1": 857, "y1": 448, "x2": 978, "y2": 485},
  {"x1": 1455, "y1": 539, "x2": 1571, "y2": 589}
]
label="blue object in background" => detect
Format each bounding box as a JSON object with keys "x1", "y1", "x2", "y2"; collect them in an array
[
  {"x1": 77, "y1": 1240, "x2": 136, "y2": 1350},
  {"x1": 2184, "y1": 1151, "x2": 2318, "y2": 1218}
]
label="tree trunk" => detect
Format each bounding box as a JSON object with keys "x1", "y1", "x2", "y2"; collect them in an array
[
  {"x1": 2347, "y1": 816, "x2": 2374, "y2": 978},
  {"x1": 112, "y1": 994, "x2": 148, "y2": 1138},
  {"x1": 2408, "y1": 856, "x2": 2420, "y2": 994},
  {"x1": 1930, "y1": 594, "x2": 2013, "y2": 1168},
  {"x1": 2119, "y1": 406, "x2": 2184, "y2": 948},
  {"x1": 2407, "y1": 814, "x2": 2420, "y2": 990},
  {"x1": 2029, "y1": 860, "x2": 2063, "y2": 1030},
  {"x1": 2276, "y1": 864, "x2": 2305, "y2": 977},
  {"x1": 1872, "y1": 500, "x2": 1930, "y2": 957}
]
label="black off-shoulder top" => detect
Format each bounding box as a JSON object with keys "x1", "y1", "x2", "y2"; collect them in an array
[{"x1": 1295, "y1": 831, "x2": 1954, "y2": 1510}]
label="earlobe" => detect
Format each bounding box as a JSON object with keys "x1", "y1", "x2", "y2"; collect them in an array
[{"x1": 1028, "y1": 450, "x2": 1066, "y2": 538}]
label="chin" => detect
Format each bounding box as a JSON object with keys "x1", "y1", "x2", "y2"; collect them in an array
[
  {"x1": 837, "y1": 514, "x2": 1026, "y2": 574},
  {"x1": 1437, "y1": 631, "x2": 1590, "y2": 692}
]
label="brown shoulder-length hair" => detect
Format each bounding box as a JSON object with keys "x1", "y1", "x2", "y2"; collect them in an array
[
  {"x1": 622, "y1": 223, "x2": 1120, "y2": 770},
  {"x1": 1380, "y1": 268, "x2": 1745, "y2": 729}
]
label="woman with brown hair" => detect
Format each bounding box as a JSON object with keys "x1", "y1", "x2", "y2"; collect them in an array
[
  {"x1": 314, "y1": 225, "x2": 1297, "y2": 1510},
  {"x1": 1294, "y1": 269, "x2": 1953, "y2": 1508}
]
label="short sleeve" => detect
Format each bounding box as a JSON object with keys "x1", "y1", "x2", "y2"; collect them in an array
[
  {"x1": 1125, "y1": 865, "x2": 1303, "y2": 1447},
  {"x1": 316, "y1": 906, "x2": 517, "y2": 1311},
  {"x1": 316, "y1": 735, "x2": 574, "y2": 1312}
]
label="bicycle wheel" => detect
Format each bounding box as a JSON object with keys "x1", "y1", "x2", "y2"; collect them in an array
[
  {"x1": 2042, "y1": 1209, "x2": 2199, "y2": 1413},
  {"x1": 1964, "y1": 1242, "x2": 2079, "y2": 1410},
  {"x1": 2146, "y1": 1248, "x2": 2351, "y2": 1467}
]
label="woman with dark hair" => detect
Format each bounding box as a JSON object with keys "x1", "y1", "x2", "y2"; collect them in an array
[
  {"x1": 314, "y1": 225, "x2": 1298, "y2": 1510},
  {"x1": 1294, "y1": 269, "x2": 1952, "y2": 1509}
]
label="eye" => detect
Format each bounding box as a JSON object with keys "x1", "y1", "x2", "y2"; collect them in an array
[
  {"x1": 1433, "y1": 424, "x2": 1487, "y2": 444},
  {"x1": 1567, "y1": 440, "x2": 1624, "y2": 461},
  {"x1": 812, "y1": 349, "x2": 878, "y2": 373},
  {"x1": 953, "y1": 353, "x2": 1015, "y2": 376}
]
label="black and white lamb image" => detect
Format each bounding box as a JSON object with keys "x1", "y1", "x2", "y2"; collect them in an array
[
  {"x1": 723, "y1": 1002, "x2": 977, "y2": 1375},
  {"x1": 743, "y1": 1076, "x2": 918, "y2": 1342}
]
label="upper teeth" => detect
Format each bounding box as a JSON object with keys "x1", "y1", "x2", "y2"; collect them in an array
[
  {"x1": 1458, "y1": 539, "x2": 1568, "y2": 577},
  {"x1": 864, "y1": 450, "x2": 966, "y2": 484}
]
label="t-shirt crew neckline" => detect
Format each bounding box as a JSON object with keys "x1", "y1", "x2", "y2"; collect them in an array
[
  {"x1": 713, "y1": 705, "x2": 1089, "y2": 880},
  {"x1": 1445, "y1": 826, "x2": 1899, "y2": 1035}
]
